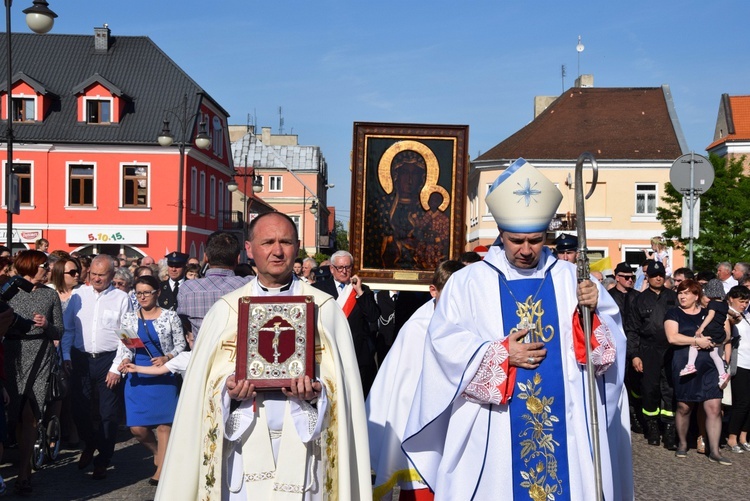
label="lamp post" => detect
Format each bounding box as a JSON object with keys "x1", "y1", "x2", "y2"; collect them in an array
[
  {"x1": 4, "y1": 0, "x2": 57, "y2": 249},
  {"x1": 226, "y1": 158, "x2": 262, "y2": 260},
  {"x1": 305, "y1": 196, "x2": 319, "y2": 256},
  {"x1": 157, "y1": 93, "x2": 211, "y2": 253}
]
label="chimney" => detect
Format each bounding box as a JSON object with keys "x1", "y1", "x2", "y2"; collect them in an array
[
  {"x1": 575, "y1": 74, "x2": 594, "y2": 88},
  {"x1": 261, "y1": 127, "x2": 272, "y2": 144},
  {"x1": 94, "y1": 24, "x2": 111, "y2": 52}
]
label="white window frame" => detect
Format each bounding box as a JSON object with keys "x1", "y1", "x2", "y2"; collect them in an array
[
  {"x1": 218, "y1": 180, "x2": 224, "y2": 221},
  {"x1": 269, "y1": 175, "x2": 283, "y2": 192},
  {"x1": 190, "y1": 167, "x2": 198, "y2": 213},
  {"x1": 635, "y1": 183, "x2": 658, "y2": 216},
  {"x1": 199, "y1": 171, "x2": 206, "y2": 215},
  {"x1": 119, "y1": 162, "x2": 151, "y2": 210},
  {"x1": 11, "y1": 95, "x2": 37, "y2": 122},
  {"x1": 82, "y1": 96, "x2": 114, "y2": 124},
  {"x1": 289, "y1": 215, "x2": 301, "y2": 235},
  {"x1": 209, "y1": 175, "x2": 216, "y2": 218},
  {"x1": 1, "y1": 160, "x2": 35, "y2": 209},
  {"x1": 212, "y1": 116, "x2": 224, "y2": 158},
  {"x1": 484, "y1": 183, "x2": 492, "y2": 215},
  {"x1": 65, "y1": 162, "x2": 97, "y2": 209}
]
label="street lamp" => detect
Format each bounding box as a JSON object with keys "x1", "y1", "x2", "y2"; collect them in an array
[
  {"x1": 157, "y1": 93, "x2": 211, "y2": 253},
  {"x1": 303, "y1": 196, "x2": 319, "y2": 255},
  {"x1": 226, "y1": 159, "x2": 263, "y2": 261},
  {"x1": 5, "y1": 0, "x2": 57, "y2": 249}
]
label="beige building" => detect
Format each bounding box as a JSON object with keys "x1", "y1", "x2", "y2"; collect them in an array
[
  {"x1": 469, "y1": 81, "x2": 688, "y2": 271},
  {"x1": 230, "y1": 127, "x2": 331, "y2": 256}
]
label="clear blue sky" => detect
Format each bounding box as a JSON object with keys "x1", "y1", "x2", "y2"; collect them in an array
[{"x1": 10, "y1": 0, "x2": 750, "y2": 224}]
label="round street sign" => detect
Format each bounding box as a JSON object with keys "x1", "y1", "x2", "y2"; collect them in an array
[{"x1": 669, "y1": 153, "x2": 714, "y2": 194}]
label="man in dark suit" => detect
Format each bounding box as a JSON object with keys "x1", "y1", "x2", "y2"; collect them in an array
[
  {"x1": 313, "y1": 250, "x2": 380, "y2": 396},
  {"x1": 160, "y1": 251, "x2": 188, "y2": 310}
]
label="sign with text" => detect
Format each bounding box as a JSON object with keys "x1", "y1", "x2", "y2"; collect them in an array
[
  {"x1": 67, "y1": 228, "x2": 148, "y2": 245},
  {"x1": 0, "y1": 229, "x2": 42, "y2": 242}
]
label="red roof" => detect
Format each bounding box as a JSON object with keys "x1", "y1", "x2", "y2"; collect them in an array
[
  {"x1": 476, "y1": 87, "x2": 684, "y2": 161},
  {"x1": 707, "y1": 95, "x2": 750, "y2": 150}
]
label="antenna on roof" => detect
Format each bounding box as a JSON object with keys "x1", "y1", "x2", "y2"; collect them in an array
[
  {"x1": 278, "y1": 106, "x2": 285, "y2": 135},
  {"x1": 561, "y1": 64, "x2": 566, "y2": 93}
]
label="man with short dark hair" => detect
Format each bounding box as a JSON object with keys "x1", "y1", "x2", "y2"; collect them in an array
[
  {"x1": 159, "y1": 252, "x2": 188, "y2": 310},
  {"x1": 554, "y1": 233, "x2": 578, "y2": 263},
  {"x1": 671, "y1": 267, "x2": 694, "y2": 290},
  {"x1": 177, "y1": 231, "x2": 250, "y2": 338},
  {"x1": 626, "y1": 260, "x2": 678, "y2": 449},
  {"x1": 157, "y1": 212, "x2": 371, "y2": 499}
]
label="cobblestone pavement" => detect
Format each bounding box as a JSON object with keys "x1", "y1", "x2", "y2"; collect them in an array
[{"x1": 0, "y1": 426, "x2": 748, "y2": 499}]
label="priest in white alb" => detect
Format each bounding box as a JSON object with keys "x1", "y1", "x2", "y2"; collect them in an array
[
  {"x1": 402, "y1": 159, "x2": 634, "y2": 500},
  {"x1": 156, "y1": 212, "x2": 372, "y2": 500}
]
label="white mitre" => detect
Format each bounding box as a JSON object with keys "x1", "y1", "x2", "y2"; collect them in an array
[{"x1": 485, "y1": 158, "x2": 562, "y2": 232}]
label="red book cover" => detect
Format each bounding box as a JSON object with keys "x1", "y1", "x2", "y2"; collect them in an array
[{"x1": 236, "y1": 296, "x2": 315, "y2": 390}]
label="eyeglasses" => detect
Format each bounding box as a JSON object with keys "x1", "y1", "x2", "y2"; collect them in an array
[
  {"x1": 331, "y1": 264, "x2": 353, "y2": 272},
  {"x1": 38, "y1": 263, "x2": 49, "y2": 270},
  {"x1": 617, "y1": 274, "x2": 634, "y2": 281},
  {"x1": 135, "y1": 290, "x2": 158, "y2": 298},
  {"x1": 112, "y1": 281, "x2": 127, "y2": 287},
  {"x1": 64, "y1": 269, "x2": 80, "y2": 277}
]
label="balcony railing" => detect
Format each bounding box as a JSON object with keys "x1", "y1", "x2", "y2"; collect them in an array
[
  {"x1": 548, "y1": 212, "x2": 577, "y2": 232},
  {"x1": 219, "y1": 210, "x2": 244, "y2": 230}
]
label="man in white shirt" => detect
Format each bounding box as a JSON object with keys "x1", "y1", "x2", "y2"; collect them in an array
[
  {"x1": 62, "y1": 254, "x2": 132, "y2": 480},
  {"x1": 718, "y1": 261, "x2": 738, "y2": 294}
]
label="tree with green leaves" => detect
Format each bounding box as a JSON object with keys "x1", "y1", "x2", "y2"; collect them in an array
[
  {"x1": 657, "y1": 154, "x2": 750, "y2": 271},
  {"x1": 334, "y1": 220, "x2": 349, "y2": 251}
]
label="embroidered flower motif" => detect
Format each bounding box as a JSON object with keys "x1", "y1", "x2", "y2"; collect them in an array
[
  {"x1": 462, "y1": 340, "x2": 509, "y2": 405},
  {"x1": 517, "y1": 373, "x2": 563, "y2": 499},
  {"x1": 591, "y1": 321, "x2": 616, "y2": 376}
]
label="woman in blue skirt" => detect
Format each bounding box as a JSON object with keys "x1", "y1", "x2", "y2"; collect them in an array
[{"x1": 117, "y1": 275, "x2": 185, "y2": 484}]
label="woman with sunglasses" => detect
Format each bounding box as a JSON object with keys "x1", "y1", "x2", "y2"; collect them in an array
[
  {"x1": 117, "y1": 275, "x2": 185, "y2": 485},
  {"x1": 49, "y1": 256, "x2": 83, "y2": 447},
  {"x1": 50, "y1": 256, "x2": 82, "y2": 313},
  {"x1": 3, "y1": 250, "x2": 63, "y2": 495}
]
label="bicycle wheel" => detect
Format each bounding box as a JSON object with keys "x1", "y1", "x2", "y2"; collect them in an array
[
  {"x1": 31, "y1": 420, "x2": 46, "y2": 470},
  {"x1": 46, "y1": 415, "x2": 61, "y2": 461}
]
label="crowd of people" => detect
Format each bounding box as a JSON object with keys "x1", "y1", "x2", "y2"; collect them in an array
[{"x1": 1, "y1": 163, "x2": 746, "y2": 500}]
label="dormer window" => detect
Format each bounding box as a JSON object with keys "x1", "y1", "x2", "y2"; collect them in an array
[
  {"x1": 87, "y1": 99, "x2": 111, "y2": 124},
  {"x1": 12, "y1": 97, "x2": 35, "y2": 122}
]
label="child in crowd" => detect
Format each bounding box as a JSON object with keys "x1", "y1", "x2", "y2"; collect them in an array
[
  {"x1": 125, "y1": 319, "x2": 193, "y2": 377},
  {"x1": 680, "y1": 279, "x2": 735, "y2": 389},
  {"x1": 184, "y1": 263, "x2": 201, "y2": 280},
  {"x1": 645, "y1": 236, "x2": 671, "y2": 276}
]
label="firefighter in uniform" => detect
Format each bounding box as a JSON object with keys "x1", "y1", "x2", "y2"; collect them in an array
[
  {"x1": 159, "y1": 251, "x2": 188, "y2": 310},
  {"x1": 625, "y1": 260, "x2": 678, "y2": 449},
  {"x1": 609, "y1": 261, "x2": 643, "y2": 434}
]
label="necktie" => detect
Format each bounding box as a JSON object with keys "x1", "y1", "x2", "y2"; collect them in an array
[
  {"x1": 173, "y1": 281, "x2": 180, "y2": 296},
  {"x1": 339, "y1": 283, "x2": 345, "y2": 291}
]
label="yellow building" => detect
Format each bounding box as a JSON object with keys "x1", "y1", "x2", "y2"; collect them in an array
[{"x1": 468, "y1": 82, "x2": 688, "y2": 271}]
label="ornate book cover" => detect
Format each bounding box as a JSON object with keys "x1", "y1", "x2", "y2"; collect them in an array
[{"x1": 235, "y1": 295, "x2": 315, "y2": 390}]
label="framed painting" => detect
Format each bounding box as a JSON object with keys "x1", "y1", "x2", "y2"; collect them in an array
[{"x1": 350, "y1": 122, "x2": 469, "y2": 286}]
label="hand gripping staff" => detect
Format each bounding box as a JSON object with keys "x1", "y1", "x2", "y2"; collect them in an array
[{"x1": 574, "y1": 152, "x2": 603, "y2": 501}]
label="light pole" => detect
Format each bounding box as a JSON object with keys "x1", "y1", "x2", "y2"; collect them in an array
[
  {"x1": 226, "y1": 158, "x2": 262, "y2": 261},
  {"x1": 5, "y1": 0, "x2": 57, "y2": 249},
  {"x1": 306, "y1": 196, "x2": 319, "y2": 256},
  {"x1": 157, "y1": 93, "x2": 211, "y2": 253}
]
